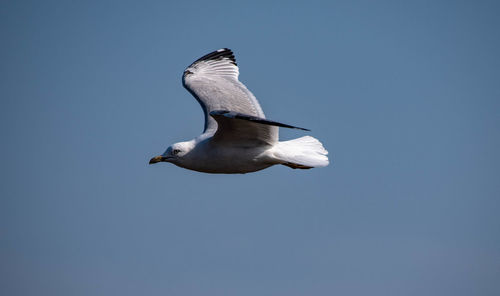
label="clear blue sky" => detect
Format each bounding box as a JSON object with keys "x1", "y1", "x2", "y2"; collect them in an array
[{"x1": 1, "y1": 0, "x2": 499, "y2": 295}]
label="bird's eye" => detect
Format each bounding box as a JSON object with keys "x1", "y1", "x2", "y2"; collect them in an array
[{"x1": 173, "y1": 149, "x2": 181, "y2": 155}]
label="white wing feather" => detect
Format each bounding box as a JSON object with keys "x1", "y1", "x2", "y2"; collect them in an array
[{"x1": 182, "y1": 49, "x2": 266, "y2": 134}]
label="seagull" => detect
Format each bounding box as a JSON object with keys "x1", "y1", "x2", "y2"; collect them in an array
[{"x1": 149, "y1": 48, "x2": 329, "y2": 174}]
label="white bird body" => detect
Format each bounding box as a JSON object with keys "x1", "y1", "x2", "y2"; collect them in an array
[
  {"x1": 149, "y1": 48, "x2": 329, "y2": 174},
  {"x1": 172, "y1": 137, "x2": 275, "y2": 174}
]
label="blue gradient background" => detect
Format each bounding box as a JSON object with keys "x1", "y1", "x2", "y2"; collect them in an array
[{"x1": 1, "y1": 0, "x2": 499, "y2": 295}]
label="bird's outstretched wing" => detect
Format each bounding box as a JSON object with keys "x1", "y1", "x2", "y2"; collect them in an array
[
  {"x1": 209, "y1": 110, "x2": 309, "y2": 147},
  {"x1": 182, "y1": 48, "x2": 265, "y2": 133}
]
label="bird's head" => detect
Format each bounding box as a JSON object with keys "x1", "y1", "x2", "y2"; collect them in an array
[{"x1": 149, "y1": 141, "x2": 193, "y2": 165}]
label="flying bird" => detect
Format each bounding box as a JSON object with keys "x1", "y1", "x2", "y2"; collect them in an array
[{"x1": 149, "y1": 48, "x2": 329, "y2": 174}]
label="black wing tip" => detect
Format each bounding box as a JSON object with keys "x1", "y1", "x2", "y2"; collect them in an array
[
  {"x1": 193, "y1": 48, "x2": 237, "y2": 66},
  {"x1": 210, "y1": 110, "x2": 311, "y2": 131}
]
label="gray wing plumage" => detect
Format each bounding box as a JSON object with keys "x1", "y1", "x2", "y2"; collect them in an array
[
  {"x1": 182, "y1": 48, "x2": 265, "y2": 134},
  {"x1": 209, "y1": 110, "x2": 309, "y2": 146}
]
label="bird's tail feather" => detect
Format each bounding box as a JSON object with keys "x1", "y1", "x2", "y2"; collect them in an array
[{"x1": 272, "y1": 136, "x2": 329, "y2": 169}]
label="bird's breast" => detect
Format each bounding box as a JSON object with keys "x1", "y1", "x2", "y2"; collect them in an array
[{"x1": 178, "y1": 141, "x2": 275, "y2": 174}]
